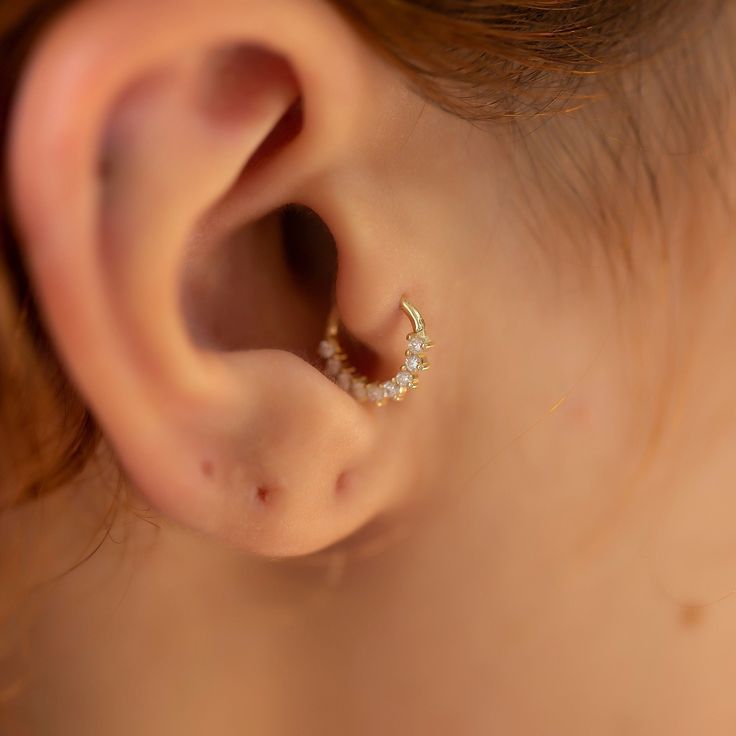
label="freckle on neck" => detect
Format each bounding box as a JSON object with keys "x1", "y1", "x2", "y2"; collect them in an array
[{"x1": 680, "y1": 603, "x2": 706, "y2": 628}]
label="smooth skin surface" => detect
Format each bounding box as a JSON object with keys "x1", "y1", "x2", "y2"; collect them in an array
[{"x1": 3, "y1": 0, "x2": 736, "y2": 733}]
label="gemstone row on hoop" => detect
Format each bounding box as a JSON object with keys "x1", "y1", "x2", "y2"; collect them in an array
[{"x1": 318, "y1": 330, "x2": 432, "y2": 406}]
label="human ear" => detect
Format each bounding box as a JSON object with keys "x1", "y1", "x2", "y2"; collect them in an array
[{"x1": 8, "y1": 0, "x2": 424, "y2": 556}]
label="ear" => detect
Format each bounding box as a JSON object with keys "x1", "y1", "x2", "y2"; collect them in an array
[{"x1": 8, "y1": 0, "x2": 427, "y2": 556}]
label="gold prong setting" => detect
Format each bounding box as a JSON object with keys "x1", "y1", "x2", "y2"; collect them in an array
[{"x1": 317, "y1": 298, "x2": 432, "y2": 407}]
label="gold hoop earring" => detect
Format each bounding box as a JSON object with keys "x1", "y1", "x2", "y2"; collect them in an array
[{"x1": 318, "y1": 296, "x2": 433, "y2": 406}]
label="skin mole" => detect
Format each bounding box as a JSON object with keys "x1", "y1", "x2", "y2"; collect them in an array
[{"x1": 680, "y1": 603, "x2": 706, "y2": 629}]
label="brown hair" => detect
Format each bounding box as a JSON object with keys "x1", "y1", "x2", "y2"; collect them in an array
[
  {"x1": 0, "y1": 0, "x2": 729, "y2": 511},
  {"x1": 332, "y1": 0, "x2": 686, "y2": 120}
]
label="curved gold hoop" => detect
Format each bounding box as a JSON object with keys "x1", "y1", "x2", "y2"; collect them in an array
[{"x1": 317, "y1": 296, "x2": 433, "y2": 406}]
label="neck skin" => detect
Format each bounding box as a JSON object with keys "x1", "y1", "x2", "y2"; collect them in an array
[{"x1": 3, "y1": 94, "x2": 736, "y2": 736}]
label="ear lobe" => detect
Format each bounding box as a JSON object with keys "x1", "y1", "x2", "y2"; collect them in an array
[{"x1": 8, "y1": 0, "x2": 390, "y2": 557}]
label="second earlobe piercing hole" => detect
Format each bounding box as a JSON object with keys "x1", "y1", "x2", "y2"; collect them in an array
[
  {"x1": 335, "y1": 471, "x2": 352, "y2": 498},
  {"x1": 255, "y1": 486, "x2": 272, "y2": 505}
]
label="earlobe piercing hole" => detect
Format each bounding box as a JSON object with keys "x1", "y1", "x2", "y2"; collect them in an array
[{"x1": 335, "y1": 471, "x2": 351, "y2": 497}]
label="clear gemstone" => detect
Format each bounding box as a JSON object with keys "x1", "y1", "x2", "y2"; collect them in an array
[
  {"x1": 326, "y1": 356, "x2": 342, "y2": 377},
  {"x1": 351, "y1": 381, "x2": 367, "y2": 401},
  {"x1": 367, "y1": 383, "x2": 385, "y2": 403},
  {"x1": 407, "y1": 335, "x2": 426, "y2": 353},
  {"x1": 337, "y1": 371, "x2": 352, "y2": 391},
  {"x1": 396, "y1": 370, "x2": 413, "y2": 388},
  {"x1": 405, "y1": 354, "x2": 422, "y2": 373},
  {"x1": 318, "y1": 339, "x2": 335, "y2": 359},
  {"x1": 383, "y1": 380, "x2": 400, "y2": 399}
]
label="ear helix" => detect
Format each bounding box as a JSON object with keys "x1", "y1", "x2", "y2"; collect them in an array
[{"x1": 318, "y1": 295, "x2": 433, "y2": 406}]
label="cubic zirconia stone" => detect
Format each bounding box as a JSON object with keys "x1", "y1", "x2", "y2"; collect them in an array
[
  {"x1": 383, "y1": 380, "x2": 400, "y2": 399},
  {"x1": 407, "y1": 336, "x2": 426, "y2": 353},
  {"x1": 318, "y1": 339, "x2": 335, "y2": 359},
  {"x1": 396, "y1": 370, "x2": 413, "y2": 388},
  {"x1": 405, "y1": 354, "x2": 422, "y2": 372},
  {"x1": 351, "y1": 381, "x2": 367, "y2": 401},
  {"x1": 337, "y1": 371, "x2": 352, "y2": 391},
  {"x1": 367, "y1": 383, "x2": 385, "y2": 403},
  {"x1": 326, "y1": 356, "x2": 342, "y2": 377}
]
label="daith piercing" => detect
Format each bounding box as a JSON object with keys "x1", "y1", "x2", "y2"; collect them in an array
[{"x1": 318, "y1": 296, "x2": 433, "y2": 407}]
